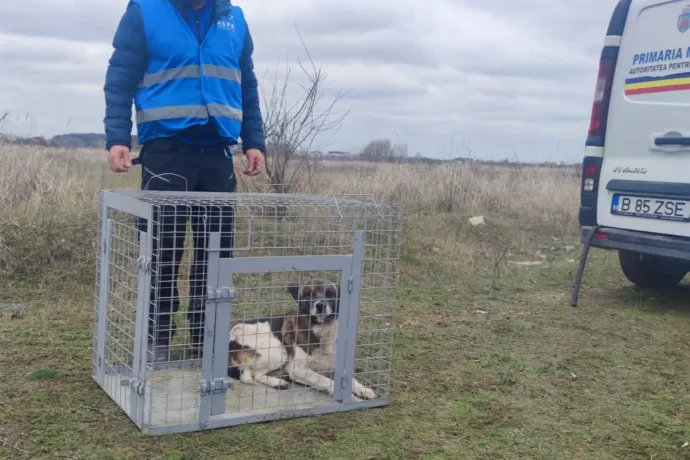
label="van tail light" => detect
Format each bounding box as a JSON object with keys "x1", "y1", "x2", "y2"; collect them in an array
[
  {"x1": 588, "y1": 58, "x2": 616, "y2": 139},
  {"x1": 581, "y1": 157, "x2": 602, "y2": 194}
]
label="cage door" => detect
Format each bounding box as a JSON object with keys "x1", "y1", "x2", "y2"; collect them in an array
[{"x1": 203, "y1": 245, "x2": 362, "y2": 419}]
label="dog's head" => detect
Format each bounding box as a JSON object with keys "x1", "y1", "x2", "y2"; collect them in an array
[{"x1": 287, "y1": 279, "x2": 340, "y2": 324}]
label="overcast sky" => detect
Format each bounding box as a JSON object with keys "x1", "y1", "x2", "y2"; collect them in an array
[{"x1": 0, "y1": 0, "x2": 618, "y2": 162}]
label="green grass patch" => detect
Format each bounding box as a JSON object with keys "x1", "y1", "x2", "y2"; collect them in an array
[
  {"x1": 27, "y1": 369, "x2": 61, "y2": 381},
  {"x1": 3, "y1": 247, "x2": 690, "y2": 459}
]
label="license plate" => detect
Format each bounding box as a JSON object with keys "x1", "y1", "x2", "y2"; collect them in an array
[{"x1": 611, "y1": 194, "x2": 690, "y2": 222}]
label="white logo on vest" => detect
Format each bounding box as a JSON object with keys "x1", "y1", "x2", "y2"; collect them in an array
[{"x1": 217, "y1": 14, "x2": 235, "y2": 31}]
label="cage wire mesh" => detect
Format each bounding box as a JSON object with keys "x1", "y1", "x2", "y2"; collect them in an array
[{"x1": 92, "y1": 190, "x2": 402, "y2": 434}]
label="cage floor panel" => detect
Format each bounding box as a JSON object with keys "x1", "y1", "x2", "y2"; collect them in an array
[{"x1": 104, "y1": 368, "x2": 343, "y2": 428}]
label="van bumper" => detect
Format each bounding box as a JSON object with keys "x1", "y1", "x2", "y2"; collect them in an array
[{"x1": 581, "y1": 226, "x2": 690, "y2": 261}]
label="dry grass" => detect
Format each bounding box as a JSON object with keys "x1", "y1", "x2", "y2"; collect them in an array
[
  {"x1": 2, "y1": 143, "x2": 690, "y2": 460},
  {"x1": 0, "y1": 144, "x2": 580, "y2": 282}
]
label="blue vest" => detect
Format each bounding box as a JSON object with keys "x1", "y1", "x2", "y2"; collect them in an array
[{"x1": 132, "y1": 0, "x2": 246, "y2": 145}]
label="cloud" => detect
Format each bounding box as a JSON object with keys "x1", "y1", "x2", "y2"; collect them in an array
[{"x1": 0, "y1": 0, "x2": 620, "y2": 161}]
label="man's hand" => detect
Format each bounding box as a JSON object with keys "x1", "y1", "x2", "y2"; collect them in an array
[
  {"x1": 243, "y1": 148, "x2": 264, "y2": 176},
  {"x1": 108, "y1": 145, "x2": 131, "y2": 173}
]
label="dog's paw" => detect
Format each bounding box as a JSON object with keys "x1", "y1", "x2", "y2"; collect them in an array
[
  {"x1": 266, "y1": 377, "x2": 290, "y2": 390},
  {"x1": 239, "y1": 370, "x2": 255, "y2": 385},
  {"x1": 354, "y1": 386, "x2": 377, "y2": 400}
]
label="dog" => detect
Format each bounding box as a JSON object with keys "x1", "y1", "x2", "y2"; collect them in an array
[{"x1": 226, "y1": 279, "x2": 377, "y2": 400}]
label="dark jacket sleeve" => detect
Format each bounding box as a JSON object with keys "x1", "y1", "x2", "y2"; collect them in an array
[
  {"x1": 103, "y1": 2, "x2": 149, "y2": 150},
  {"x1": 238, "y1": 26, "x2": 266, "y2": 153}
]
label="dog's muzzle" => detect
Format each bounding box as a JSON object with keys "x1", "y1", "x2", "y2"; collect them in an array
[{"x1": 311, "y1": 301, "x2": 335, "y2": 323}]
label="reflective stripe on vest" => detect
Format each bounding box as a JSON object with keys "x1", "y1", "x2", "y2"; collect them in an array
[
  {"x1": 138, "y1": 65, "x2": 242, "y2": 89},
  {"x1": 203, "y1": 65, "x2": 242, "y2": 83},
  {"x1": 136, "y1": 104, "x2": 243, "y2": 124}
]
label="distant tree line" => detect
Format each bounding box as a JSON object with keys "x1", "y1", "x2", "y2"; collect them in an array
[
  {"x1": 0, "y1": 131, "x2": 579, "y2": 169},
  {"x1": 359, "y1": 138, "x2": 409, "y2": 162},
  {"x1": 0, "y1": 132, "x2": 139, "y2": 149}
]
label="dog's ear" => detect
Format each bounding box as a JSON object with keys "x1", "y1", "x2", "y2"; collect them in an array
[
  {"x1": 326, "y1": 284, "x2": 339, "y2": 299},
  {"x1": 326, "y1": 284, "x2": 340, "y2": 312},
  {"x1": 300, "y1": 285, "x2": 313, "y2": 300},
  {"x1": 287, "y1": 284, "x2": 301, "y2": 302}
]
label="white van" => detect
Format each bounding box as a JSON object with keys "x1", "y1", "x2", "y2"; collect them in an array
[{"x1": 576, "y1": 0, "x2": 690, "y2": 297}]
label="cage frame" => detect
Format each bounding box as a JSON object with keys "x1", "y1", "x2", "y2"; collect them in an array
[{"x1": 91, "y1": 189, "x2": 399, "y2": 435}]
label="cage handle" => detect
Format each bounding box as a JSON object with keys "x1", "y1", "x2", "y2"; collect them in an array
[
  {"x1": 331, "y1": 194, "x2": 385, "y2": 219},
  {"x1": 235, "y1": 214, "x2": 253, "y2": 251},
  {"x1": 206, "y1": 214, "x2": 253, "y2": 253},
  {"x1": 332, "y1": 195, "x2": 344, "y2": 221}
]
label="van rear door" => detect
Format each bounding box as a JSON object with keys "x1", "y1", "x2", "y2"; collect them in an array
[{"x1": 598, "y1": 0, "x2": 690, "y2": 238}]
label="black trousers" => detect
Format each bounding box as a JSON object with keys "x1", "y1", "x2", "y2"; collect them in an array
[{"x1": 136, "y1": 138, "x2": 236, "y2": 347}]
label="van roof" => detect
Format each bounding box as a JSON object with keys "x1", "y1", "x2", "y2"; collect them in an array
[{"x1": 608, "y1": 0, "x2": 633, "y2": 36}]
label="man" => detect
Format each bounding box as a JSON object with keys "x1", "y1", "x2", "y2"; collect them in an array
[{"x1": 103, "y1": 0, "x2": 265, "y2": 362}]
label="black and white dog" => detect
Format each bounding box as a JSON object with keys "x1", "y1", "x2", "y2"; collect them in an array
[{"x1": 227, "y1": 279, "x2": 377, "y2": 400}]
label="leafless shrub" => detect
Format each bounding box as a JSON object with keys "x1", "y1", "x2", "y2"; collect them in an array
[
  {"x1": 257, "y1": 28, "x2": 351, "y2": 194},
  {"x1": 491, "y1": 234, "x2": 513, "y2": 290},
  {"x1": 0, "y1": 111, "x2": 9, "y2": 144}
]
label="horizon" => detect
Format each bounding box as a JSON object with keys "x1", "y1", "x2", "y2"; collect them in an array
[
  {"x1": 0, "y1": 129, "x2": 584, "y2": 165},
  {"x1": 0, "y1": 112, "x2": 589, "y2": 164}
]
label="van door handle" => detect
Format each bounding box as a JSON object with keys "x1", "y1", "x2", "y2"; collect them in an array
[{"x1": 654, "y1": 137, "x2": 690, "y2": 146}]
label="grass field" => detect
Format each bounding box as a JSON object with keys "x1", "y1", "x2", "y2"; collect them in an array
[{"x1": 1, "y1": 145, "x2": 690, "y2": 460}]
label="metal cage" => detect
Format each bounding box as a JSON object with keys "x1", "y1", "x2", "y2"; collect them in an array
[{"x1": 91, "y1": 190, "x2": 402, "y2": 435}]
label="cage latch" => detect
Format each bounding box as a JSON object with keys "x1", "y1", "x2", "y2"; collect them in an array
[
  {"x1": 136, "y1": 256, "x2": 151, "y2": 273},
  {"x1": 206, "y1": 287, "x2": 239, "y2": 301},
  {"x1": 200, "y1": 377, "x2": 231, "y2": 395},
  {"x1": 121, "y1": 378, "x2": 146, "y2": 396}
]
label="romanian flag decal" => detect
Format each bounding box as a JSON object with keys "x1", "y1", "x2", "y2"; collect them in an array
[{"x1": 625, "y1": 72, "x2": 690, "y2": 96}]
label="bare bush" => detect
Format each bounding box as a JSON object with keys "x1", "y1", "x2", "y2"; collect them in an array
[
  {"x1": 0, "y1": 111, "x2": 9, "y2": 144},
  {"x1": 256, "y1": 31, "x2": 350, "y2": 194}
]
